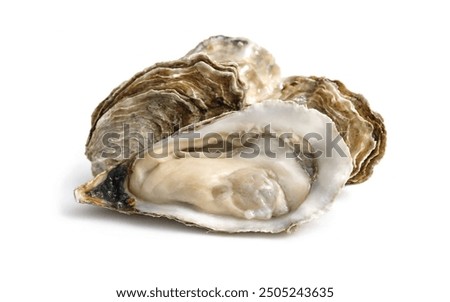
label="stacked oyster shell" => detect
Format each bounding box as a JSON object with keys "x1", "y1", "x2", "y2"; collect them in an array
[{"x1": 75, "y1": 36, "x2": 386, "y2": 233}]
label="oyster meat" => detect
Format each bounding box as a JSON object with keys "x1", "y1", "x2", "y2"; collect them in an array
[
  {"x1": 76, "y1": 35, "x2": 386, "y2": 233},
  {"x1": 76, "y1": 100, "x2": 352, "y2": 233}
]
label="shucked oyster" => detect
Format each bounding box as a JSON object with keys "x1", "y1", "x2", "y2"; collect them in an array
[
  {"x1": 86, "y1": 54, "x2": 245, "y2": 176},
  {"x1": 280, "y1": 76, "x2": 386, "y2": 184},
  {"x1": 76, "y1": 100, "x2": 352, "y2": 233}
]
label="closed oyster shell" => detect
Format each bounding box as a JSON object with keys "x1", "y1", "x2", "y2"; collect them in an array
[
  {"x1": 280, "y1": 76, "x2": 386, "y2": 184},
  {"x1": 186, "y1": 35, "x2": 281, "y2": 105},
  {"x1": 86, "y1": 54, "x2": 245, "y2": 175},
  {"x1": 75, "y1": 100, "x2": 352, "y2": 233}
]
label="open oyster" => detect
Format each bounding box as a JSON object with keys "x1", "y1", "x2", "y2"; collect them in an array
[
  {"x1": 280, "y1": 76, "x2": 386, "y2": 184},
  {"x1": 76, "y1": 100, "x2": 352, "y2": 233},
  {"x1": 86, "y1": 54, "x2": 245, "y2": 176}
]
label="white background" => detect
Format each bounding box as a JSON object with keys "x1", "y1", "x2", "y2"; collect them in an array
[{"x1": 1, "y1": 1, "x2": 449, "y2": 301}]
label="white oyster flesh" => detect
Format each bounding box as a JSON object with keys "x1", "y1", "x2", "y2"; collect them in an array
[{"x1": 128, "y1": 100, "x2": 352, "y2": 233}]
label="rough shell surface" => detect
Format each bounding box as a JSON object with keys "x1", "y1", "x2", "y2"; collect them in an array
[
  {"x1": 186, "y1": 35, "x2": 281, "y2": 105},
  {"x1": 86, "y1": 54, "x2": 245, "y2": 175},
  {"x1": 280, "y1": 76, "x2": 386, "y2": 184}
]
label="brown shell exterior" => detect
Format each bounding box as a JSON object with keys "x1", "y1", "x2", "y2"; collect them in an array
[
  {"x1": 86, "y1": 54, "x2": 246, "y2": 175},
  {"x1": 280, "y1": 76, "x2": 386, "y2": 184}
]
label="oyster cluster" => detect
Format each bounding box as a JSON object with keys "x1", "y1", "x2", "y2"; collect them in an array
[{"x1": 75, "y1": 36, "x2": 386, "y2": 233}]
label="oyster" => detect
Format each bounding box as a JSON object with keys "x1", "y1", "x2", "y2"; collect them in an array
[
  {"x1": 76, "y1": 100, "x2": 353, "y2": 233},
  {"x1": 76, "y1": 35, "x2": 386, "y2": 233},
  {"x1": 86, "y1": 54, "x2": 245, "y2": 175},
  {"x1": 280, "y1": 76, "x2": 386, "y2": 184},
  {"x1": 186, "y1": 35, "x2": 281, "y2": 105}
]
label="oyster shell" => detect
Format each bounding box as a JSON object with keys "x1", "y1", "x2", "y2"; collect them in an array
[
  {"x1": 280, "y1": 76, "x2": 386, "y2": 184},
  {"x1": 186, "y1": 35, "x2": 281, "y2": 105},
  {"x1": 86, "y1": 54, "x2": 245, "y2": 176},
  {"x1": 76, "y1": 100, "x2": 352, "y2": 233},
  {"x1": 76, "y1": 35, "x2": 386, "y2": 233}
]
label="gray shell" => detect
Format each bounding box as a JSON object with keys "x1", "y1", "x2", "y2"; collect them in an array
[
  {"x1": 86, "y1": 54, "x2": 245, "y2": 175},
  {"x1": 186, "y1": 35, "x2": 281, "y2": 105}
]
